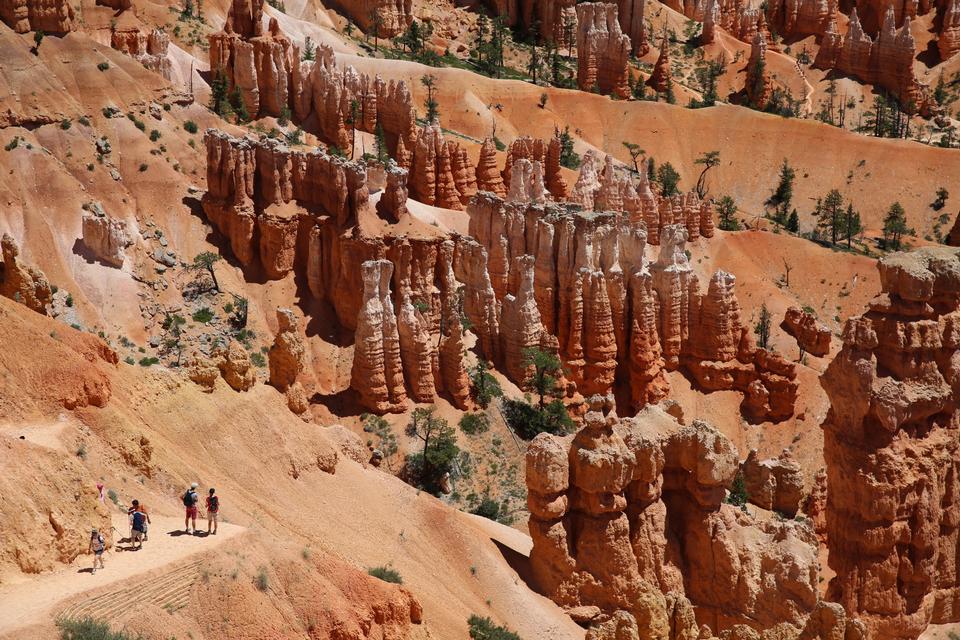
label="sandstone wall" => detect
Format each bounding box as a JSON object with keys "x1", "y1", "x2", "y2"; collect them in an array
[
  {"x1": 576, "y1": 2, "x2": 631, "y2": 98},
  {"x1": 821, "y1": 246, "x2": 960, "y2": 639},
  {"x1": 466, "y1": 192, "x2": 796, "y2": 421},
  {"x1": 0, "y1": 233, "x2": 52, "y2": 315},
  {"x1": 525, "y1": 406, "x2": 850, "y2": 637},
  {"x1": 112, "y1": 28, "x2": 172, "y2": 80},
  {"x1": 324, "y1": 0, "x2": 413, "y2": 38},
  {"x1": 781, "y1": 305, "x2": 831, "y2": 357},
  {"x1": 0, "y1": 0, "x2": 74, "y2": 33},
  {"x1": 813, "y1": 6, "x2": 929, "y2": 114}
]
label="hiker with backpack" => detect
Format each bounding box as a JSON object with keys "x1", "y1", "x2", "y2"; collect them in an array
[
  {"x1": 131, "y1": 505, "x2": 151, "y2": 549},
  {"x1": 206, "y1": 488, "x2": 219, "y2": 535},
  {"x1": 89, "y1": 528, "x2": 106, "y2": 573},
  {"x1": 183, "y1": 482, "x2": 200, "y2": 534}
]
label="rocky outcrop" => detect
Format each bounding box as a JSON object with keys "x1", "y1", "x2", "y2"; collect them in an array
[
  {"x1": 745, "y1": 31, "x2": 772, "y2": 109},
  {"x1": 502, "y1": 135, "x2": 568, "y2": 201},
  {"x1": 740, "y1": 449, "x2": 804, "y2": 516},
  {"x1": 527, "y1": 407, "x2": 823, "y2": 637},
  {"x1": 701, "y1": 0, "x2": 719, "y2": 43},
  {"x1": 489, "y1": 0, "x2": 577, "y2": 46},
  {"x1": 781, "y1": 306, "x2": 831, "y2": 356},
  {"x1": 576, "y1": 3, "x2": 631, "y2": 98},
  {"x1": 940, "y1": 0, "x2": 960, "y2": 61},
  {"x1": 81, "y1": 204, "x2": 132, "y2": 268},
  {"x1": 215, "y1": 339, "x2": 257, "y2": 391},
  {"x1": 377, "y1": 161, "x2": 409, "y2": 222},
  {"x1": 352, "y1": 259, "x2": 407, "y2": 413},
  {"x1": 617, "y1": 0, "x2": 649, "y2": 55},
  {"x1": 467, "y1": 191, "x2": 795, "y2": 421},
  {"x1": 323, "y1": 0, "x2": 412, "y2": 37},
  {"x1": 813, "y1": 7, "x2": 929, "y2": 114},
  {"x1": 475, "y1": 138, "x2": 506, "y2": 197},
  {"x1": 0, "y1": 234, "x2": 52, "y2": 315},
  {"x1": 293, "y1": 47, "x2": 417, "y2": 158},
  {"x1": 268, "y1": 308, "x2": 308, "y2": 414},
  {"x1": 209, "y1": 0, "x2": 297, "y2": 119},
  {"x1": 821, "y1": 246, "x2": 960, "y2": 639},
  {"x1": 647, "y1": 33, "x2": 671, "y2": 93},
  {"x1": 0, "y1": 0, "x2": 75, "y2": 33},
  {"x1": 111, "y1": 28, "x2": 172, "y2": 79},
  {"x1": 655, "y1": 0, "x2": 766, "y2": 45},
  {"x1": 409, "y1": 121, "x2": 474, "y2": 210},
  {"x1": 571, "y1": 152, "x2": 714, "y2": 245},
  {"x1": 766, "y1": 0, "x2": 835, "y2": 39}
]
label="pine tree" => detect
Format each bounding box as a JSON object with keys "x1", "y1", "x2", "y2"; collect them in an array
[
  {"x1": 421, "y1": 74, "x2": 439, "y2": 123},
  {"x1": 786, "y1": 209, "x2": 799, "y2": 233},
  {"x1": 374, "y1": 119, "x2": 389, "y2": 163},
  {"x1": 882, "y1": 202, "x2": 908, "y2": 250},
  {"x1": 765, "y1": 158, "x2": 795, "y2": 225},
  {"x1": 717, "y1": 195, "x2": 739, "y2": 231},
  {"x1": 817, "y1": 189, "x2": 844, "y2": 245},
  {"x1": 754, "y1": 303, "x2": 771, "y2": 349},
  {"x1": 842, "y1": 203, "x2": 862, "y2": 249},
  {"x1": 209, "y1": 70, "x2": 231, "y2": 116}
]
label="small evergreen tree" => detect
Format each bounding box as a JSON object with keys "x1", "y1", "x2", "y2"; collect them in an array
[
  {"x1": 421, "y1": 74, "x2": 439, "y2": 122},
  {"x1": 209, "y1": 70, "x2": 231, "y2": 116},
  {"x1": 657, "y1": 162, "x2": 681, "y2": 197},
  {"x1": 786, "y1": 209, "x2": 799, "y2": 233},
  {"x1": 405, "y1": 407, "x2": 460, "y2": 495},
  {"x1": 558, "y1": 126, "x2": 580, "y2": 169},
  {"x1": 522, "y1": 347, "x2": 563, "y2": 409},
  {"x1": 882, "y1": 202, "x2": 908, "y2": 250},
  {"x1": 469, "y1": 359, "x2": 503, "y2": 409},
  {"x1": 817, "y1": 189, "x2": 844, "y2": 245},
  {"x1": 726, "y1": 471, "x2": 749, "y2": 508},
  {"x1": 716, "y1": 195, "x2": 739, "y2": 231},
  {"x1": 842, "y1": 203, "x2": 862, "y2": 249},
  {"x1": 374, "y1": 119, "x2": 389, "y2": 163},
  {"x1": 694, "y1": 150, "x2": 720, "y2": 198},
  {"x1": 190, "y1": 252, "x2": 222, "y2": 292},
  {"x1": 765, "y1": 158, "x2": 795, "y2": 225}
]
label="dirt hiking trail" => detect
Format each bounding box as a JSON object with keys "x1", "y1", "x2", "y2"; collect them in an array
[{"x1": 0, "y1": 514, "x2": 243, "y2": 636}]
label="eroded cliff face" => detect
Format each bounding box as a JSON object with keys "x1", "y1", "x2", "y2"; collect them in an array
[
  {"x1": 526, "y1": 406, "x2": 846, "y2": 638},
  {"x1": 489, "y1": 0, "x2": 578, "y2": 46},
  {"x1": 81, "y1": 204, "x2": 133, "y2": 268},
  {"x1": 269, "y1": 308, "x2": 308, "y2": 414},
  {"x1": 821, "y1": 246, "x2": 960, "y2": 639},
  {"x1": 467, "y1": 192, "x2": 796, "y2": 421},
  {"x1": 781, "y1": 306, "x2": 831, "y2": 357},
  {"x1": 813, "y1": 6, "x2": 929, "y2": 114},
  {"x1": 744, "y1": 32, "x2": 772, "y2": 109},
  {"x1": 0, "y1": 0, "x2": 74, "y2": 33},
  {"x1": 324, "y1": 0, "x2": 413, "y2": 37},
  {"x1": 0, "y1": 233, "x2": 52, "y2": 315},
  {"x1": 209, "y1": 0, "x2": 297, "y2": 119},
  {"x1": 111, "y1": 27, "x2": 172, "y2": 80},
  {"x1": 576, "y1": 2, "x2": 631, "y2": 99},
  {"x1": 202, "y1": 129, "x2": 472, "y2": 413}
]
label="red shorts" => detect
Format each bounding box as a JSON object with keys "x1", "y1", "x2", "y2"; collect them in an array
[{"x1": 185, "y1": 506, "x2": 198, "y2": 518}]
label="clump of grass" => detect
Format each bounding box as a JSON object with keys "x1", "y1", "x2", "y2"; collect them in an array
[
  {"x1": 367, "y1": 566, "x2": 403, "y2": 584},
  {"x1": 107, "y1": 489, "x2": 118, "y2": 504},
  {"x1": 255, "y1": 566, "x2": 269, "y2": 591},
  {"x1": 184, "y1": 120, "x2": 198, "y2": 134},
  {"x1": 467, "y1": 615, "x2": 521, "y2": 640},
  {"x1": 57, "y1": 617, "x2": 140, "y2": 640}
]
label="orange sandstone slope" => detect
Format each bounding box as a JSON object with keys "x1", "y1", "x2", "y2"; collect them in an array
[{"x1": 0, "y1": 294, "x2": 582, "y2": 639}]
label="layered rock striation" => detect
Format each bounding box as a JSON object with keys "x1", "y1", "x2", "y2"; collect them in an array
[
  {"x1": 821, "y1": 246, "x2": 960, "y2": 639},
  {"x1": 526, "y1": 407, "x2": 842, "y2": 637},
  {"x1": 745, "y1": 31, "x2": 772, "y2": 109},
  {"x1": 740, "y1": 448, "x2": 803, "y2": 516},
  {"x1": 324, "y1": 0, "x2": 412, "y2": 38},
  {"x1": 81, "y1": 204, "x2": 132, "y2": 268},
  {"x1": 576, "y1": 2, "x2": 631, "y2": 98},
  {"x1": 268, "y1": 307, "x2": 308, "y2": 413}
]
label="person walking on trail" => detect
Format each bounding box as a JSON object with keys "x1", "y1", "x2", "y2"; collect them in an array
[
  {"x1": 89, "y1": 529, "x2": 106, "y2": 573},
  {"x1": 131, "y1": 506, "x2": 151, "y2": 549},
  {"x1": 127, "y1": 499, "x2": 140, "y2": 541},
  {"x1": 183, "y1": 483, "x2": 200, "y2": 534},
  {"x1": 206, "y1": 488, "x2": 220, "y2": 535}
]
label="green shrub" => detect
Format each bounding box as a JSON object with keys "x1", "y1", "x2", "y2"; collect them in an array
[
  {"x1": 78, "y1": 116, "x2": 91, "y2": 126},
  {"x1": 471, "y1": 496, "x2": 502, "y2": 522},
  {"x1": 57, "y1": 617, "x2": 141, "y2": 640},
  {"x1": 250, "y1": 352, "x2": 266, "y2": 367},
  {"x1": 183, "y1": 120, "x2": 199, "y2": 134},
  {"x1": 106, "y1": 489, "x2": 118, "y2": 504},
  {"x1": 459, "y1": 412, "x2": 489, "y2": 435},
  {"x1": 124, "y1": 356, "x2": 135, "y2": 365},
  {"x1": 368, "y1": 566, "x2": 403, "y2": 584},
  {"x1": 138, "y1": 357, "x2": 159, "y2": 367},
  {"x1": 149, "y1": 129, "x2": 161, "y2": 142},
  {"x1": 726, "y1": 471, "x2": 749, "y2": 508},
  {"x1": 65, "y1": 294, "x2": 73, "y2": 307},
  {"x1": 97, "y1": 61, "x2": 109, "y2": 71},
  {"x1": 192, "y1": 306, "x2": 214, "y2": 323},
  {"x1": 138, "y1": 163, "x2": 148, "y2": 172},
  {"x1": 467, "y1": 615, "x2": 521, "y2": 640},
  {"x1": 501, "y1": 398, "x2": 572, "y2": 440},
  {"x1": 60, "y1": 119, "x2": 72, "y2": 130}
]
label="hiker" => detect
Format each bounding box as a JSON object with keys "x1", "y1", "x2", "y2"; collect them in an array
[
  {"x1": 127, "y1": 499, "x2": 140, "y2": 541},
  {"x1": 206, "y1": 488, "x2": 219, "y2": 535},
  {"x1": 131, "y1": 506, "x2": 150, "y2": 549},
  {"x1": 183, "y1": 482, "x2": 200, "y2": 534},
  {"x1": 89, "y1": 528, "x2": 106, "y2": 573}
]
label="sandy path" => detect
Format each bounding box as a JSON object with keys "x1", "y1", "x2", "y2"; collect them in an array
[{"x1": 0, "y1": 514, "x2": 243, "y2": 635}]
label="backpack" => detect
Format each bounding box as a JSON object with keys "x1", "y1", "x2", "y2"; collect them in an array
[
  {"x1": 92, "y1": 534, "x2": 105, "y2": 552},
  {"x1": 132, "y1": 511, "x2": 147, "y2": 532},
  {"x1": 183, "y1": 490, "x2": 197, "y2": 507},
  {"x1": 208, "y1": 495, "x2": 219, "y2": 512}
]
